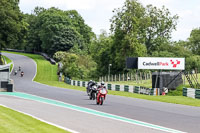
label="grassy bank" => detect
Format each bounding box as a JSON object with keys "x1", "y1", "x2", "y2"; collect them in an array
[
  {"x1": 0, "y1": 106, "x2": 68, "y2": 133},
  {"x1": 3, "y1": 55, "x2": 13, "y2": 71},
  {"x1": 3, "y1": 51, "x2": 58, "y2": 82},
  {"x1": 3, "y1": 51, "x2": 200, "y2": 107}
]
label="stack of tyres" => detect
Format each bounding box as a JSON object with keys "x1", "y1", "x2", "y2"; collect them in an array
[
  {"x1": 77, "y1": 81, "x2": 80, "y2": 86},
  {"x1": 107, "y1": 84, "x2": 112, "y2": 90},
  {"x1": 124, "y1": 85, "x2": 129, "y2": 92},
  {"x1": 134, "y1": 86, "x2": 140, "y2": 93},
  {"x1": 183, "y1": 87, "x2": 187, "y2": 96},
  {"x1": 73, "y1": 80, "x2": 76, "y2": 86},
  {"x1": 115, "y1": 85, "x2": 120, "y2": 91},
  {"x1": 150, "y1": 88, "x2": 155, "y2": 95},
  {"x1": 195, "y1": 89, "x2": 200, "y2": 99},
  {"x1": 187, "y1": 88, "x2": 195, "y2": 98},
  {"x1": 82, "y1": 81, "x2": 85, "y2": 87}
]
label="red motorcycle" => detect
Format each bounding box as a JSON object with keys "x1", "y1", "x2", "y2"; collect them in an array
[
  {"x1": 96, "y1": 86, "x2": 107, "y2": 105},
  {"x1": 21, "y1": 71, "x2": 24, "y2": 77}
]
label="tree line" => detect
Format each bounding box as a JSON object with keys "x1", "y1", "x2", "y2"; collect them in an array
[{"x1": 1, "y1": 0, "x2": 200, "y2": 80}]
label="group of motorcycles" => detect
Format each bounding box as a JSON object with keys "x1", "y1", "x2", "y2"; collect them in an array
[
  {"x1": 86, "y1": 81, "x2": 107, "y2": 105},
  {"x1": 14, "y1": 66, "x2": 24, "y2": 77}
]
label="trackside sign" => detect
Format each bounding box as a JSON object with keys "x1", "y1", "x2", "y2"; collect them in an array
[{"x1": 138, "y1": 57, "x2": 185, "y2": 70}]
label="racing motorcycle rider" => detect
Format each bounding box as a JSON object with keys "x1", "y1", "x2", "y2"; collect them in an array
[
  {"x1": 96, "y1": 81, "x2": 106, "y2": 96},
  {"x1": 87, "y1": 80, "x2": 96, "y2": 95}
]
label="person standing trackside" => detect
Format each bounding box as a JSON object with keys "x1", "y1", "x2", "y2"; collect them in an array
[{"x1": 14, "y1": 69, "x2": 17, "y2": 75}]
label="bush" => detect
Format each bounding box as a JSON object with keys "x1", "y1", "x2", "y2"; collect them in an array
[
  {"x1": 53, "y1": 51, "x2": 97, "y2": 80},
  {"x1": 167, "y1": 84, "x2": 189, "y2": 96}
]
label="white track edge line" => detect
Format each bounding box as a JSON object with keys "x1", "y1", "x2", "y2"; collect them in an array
[
  {"x1": 1, "y1": 92, "x2": 186, "y2": 133},
  {"x1": 0, "y1": 104, "x2": 79, "y2": 133}
]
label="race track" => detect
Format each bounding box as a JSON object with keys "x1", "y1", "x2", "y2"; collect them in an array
[{"x1": 1, "y1": 53, "x2": 200, "y2": 133}]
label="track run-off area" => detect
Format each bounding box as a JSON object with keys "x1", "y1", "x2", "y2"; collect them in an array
[{"x1": 1, "y1": 53, "x2": 200, "y2": 133}]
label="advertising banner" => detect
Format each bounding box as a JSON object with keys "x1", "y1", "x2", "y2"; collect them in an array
[{"x1": 138, "y1": 57, "x2": 185, "y2": 70}]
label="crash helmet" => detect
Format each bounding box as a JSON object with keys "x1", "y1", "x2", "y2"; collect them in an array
[{"x1": 101, "y1": 81, "x2": 105, "y2": 86}]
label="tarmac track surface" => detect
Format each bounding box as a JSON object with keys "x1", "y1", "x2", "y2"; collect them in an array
[{"x1": 1, "y1": 53, "x2": 200, "y2": 133}]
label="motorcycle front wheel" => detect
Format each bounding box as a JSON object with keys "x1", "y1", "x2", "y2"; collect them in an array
[
  {"x1": 96, "y1": 100, "x2": 99, "y2": 105},
  {"x1": 92, "y1": 92, "x2": 95, "y2": 100},
  {"x1": 100, "y1": 97, "x2": 104, "y2": 105}
]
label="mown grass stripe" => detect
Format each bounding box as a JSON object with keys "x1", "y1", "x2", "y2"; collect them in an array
[{"x1": 0, "y1": 92, "x2": 185, "y2": 133}]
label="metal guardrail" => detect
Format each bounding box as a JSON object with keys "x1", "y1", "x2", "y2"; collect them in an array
[
  {"x1": 64, "y1": 77, "x2": 160, "y2": 96},
  {"x1": 4, "y1": 48, "x2": 56, "y2": 65}
]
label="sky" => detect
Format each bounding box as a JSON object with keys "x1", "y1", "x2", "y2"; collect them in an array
[{"x1": 19, "y1": 0, "x2": 200, "y2": 41}]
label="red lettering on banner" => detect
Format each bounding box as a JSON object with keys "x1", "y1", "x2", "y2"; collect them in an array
[{"x1": 160, "y1": 62, "x2": 169, "y2": 66}]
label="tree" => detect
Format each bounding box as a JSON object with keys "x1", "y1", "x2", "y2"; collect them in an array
[
  {"x1": 145, "y1": 5, "x2": 179, "y2": 53},
  {"x1": 187, "y1": 28, "x2": 200, "y2": 54},
  {"x1": 108, "y1": 0, "x2": 179, "y2": 73},
  {"x1": 89, "y1": 30, "x2": 114, "y2": 76},
  {"x1": 49, "y1": 26, "x2": 82, "y2": 55},
  {"x1": 65, "y1": 10, "x2": 95, "y2": 54},
  {"x1": 185, "y1": 55, "x2": 200, "y2": 71},
  {"x1": 26, "y1": 7, "x2": 94, "y2": 56},
  {"x1": 0, "y1": 0, "x2": 25, "y2": 50},
  {"x1": 110, "y1": 0, "x2": 147, "y2": 72},
  {"x1": 0, "y1": 0, "x2": 27, "y2": 64},
  {"x1": 53, "y1": 51, "x2": 97, "y2": 79}
]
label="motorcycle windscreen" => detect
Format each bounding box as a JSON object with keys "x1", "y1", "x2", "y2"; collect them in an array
[{"x1": 100, "y1": 88, "x2": 107, "y2": 94}]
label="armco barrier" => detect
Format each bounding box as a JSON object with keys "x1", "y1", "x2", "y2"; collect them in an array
[
  {"x1": 5, "y1": 49, "x2": 56, "y2": 65},
  {"x1": 64, "y1": 78, "x2": 160, "y2": 96}
]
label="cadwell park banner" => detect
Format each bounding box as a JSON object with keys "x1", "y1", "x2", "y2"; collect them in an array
[{"x1": 138, "y1": 57, "x2": 185, "y2": 70}]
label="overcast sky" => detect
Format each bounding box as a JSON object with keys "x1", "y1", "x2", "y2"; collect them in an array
[{"x1": 19, "y1": 0, "x2": 200, "y2": 41}]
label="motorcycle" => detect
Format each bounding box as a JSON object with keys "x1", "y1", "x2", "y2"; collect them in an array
[
  {"x1": 21, "y1": 72, "x2": 24, "y2": 77},
  {"x1": 96, "y1": 86, "x2": 107, "y2": 105},
  {"x1": 14, "y1": 71, "x2": 17, "y2": 75},
  {"x1": 86, "y1": 81, "x2": 95, "y2": 96},
  {"x1": 89, "y1": 85, "x2": 97, "y2": 100},
  {"x1": 86, "y1": 86, "x2": 90, "y2": 95}
]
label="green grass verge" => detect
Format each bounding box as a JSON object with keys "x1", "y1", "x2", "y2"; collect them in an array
[
  {"x1": 0, "y1": 105, "x2": 69, "y2": 133},
  {"x1": 3, "y1": 51, "x2": 58, "y2": 82},
  {"x1": 3, "y1": 51, "x2": 200, "y2": 107},
  {"x1": 3, "y1": 55, "x2": 13, "y2": 71}
]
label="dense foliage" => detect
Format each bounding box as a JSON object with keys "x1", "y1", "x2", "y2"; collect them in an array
[
  {"x1": 24, "y1": 7, "x2": 94, "y2": 56},
  {"x1": 53, "y1": 51, "x2": 97, "y2": 79},
  {"x1": 2, "y1": 0, "x2": 200, "y2": 79}
]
